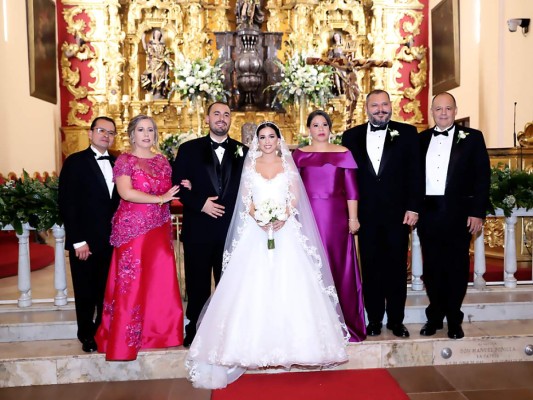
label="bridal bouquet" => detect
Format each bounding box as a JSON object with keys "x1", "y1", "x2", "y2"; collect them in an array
[{"x1": 255, "y1": 199, "x2": 288, "y2": 249}]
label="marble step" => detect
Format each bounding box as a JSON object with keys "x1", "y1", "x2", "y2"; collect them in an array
[
  {"x1": 1, "y1": 287, "x2": 533, "y2": 343},
  {"x1": 2, "y1": 320, "x2": 533, "y2": 388}
]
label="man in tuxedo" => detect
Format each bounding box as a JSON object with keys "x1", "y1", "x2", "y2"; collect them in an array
[
  {"x1": 172, "y1": 102, "x2": 247, "y2": 347},
  {"x1": 342, "y1": 89, "x2": 422, "y2": 338},
  {"x1": 58, "y1": 117, "x2": 120, "y2": 352},
  {"x1": 418, "y1": 92, "x2": 490, "y2": 339}
]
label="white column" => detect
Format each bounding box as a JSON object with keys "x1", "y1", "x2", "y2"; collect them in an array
[
  {"x1": 410, "y1": 228, "x2": 424, "y2": 291},
  {"x1": 52, "y1": 224, "x2": 68, "y2": 306},
  {"x1": 503, "y1": 215, "x2": 518, "y2": 288},
  {"x1": 473, "y1": 227, "x2": 486, "y2": 290},
  {"x1": 16, "y1": 225, "x2": 32, "y2": 307}
]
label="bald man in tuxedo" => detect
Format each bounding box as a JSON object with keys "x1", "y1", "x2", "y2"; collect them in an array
[{"x1": 418, "y1": 92, "x2": 490, "y2": 339}]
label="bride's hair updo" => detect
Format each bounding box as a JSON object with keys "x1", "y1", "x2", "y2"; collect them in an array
[{"x1": 256, "y1": 121, "x2": 281, "y2": 138}]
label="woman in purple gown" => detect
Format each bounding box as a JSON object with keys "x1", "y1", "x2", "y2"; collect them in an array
[
  {"x1": 96, "y1": 115, "x2": 184, "y2": 360},
  {"x1": 293, "y1": 110, "x2": 366, "y2": 342}
]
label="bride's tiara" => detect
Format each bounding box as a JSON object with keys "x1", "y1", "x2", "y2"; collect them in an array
[{"x1": 254, "y1": 121, "x2": 284, "y2": 140}]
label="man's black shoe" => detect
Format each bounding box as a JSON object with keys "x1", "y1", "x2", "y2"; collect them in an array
[
  {"x1": 420, "y1": 321, "x2": 444, "y2": 336},
  {"x1": 81, "y1": 338, "x2": 97, "y2": 353},
  {"x1": 447, "y1": 325, "x2": 464, "y2": 339},
  {"x1": 386, "y1": 323, "x2": 410, "y2": 338},
  {"x1": 366, "y1": 322, "x2": 382, "y2": 336}
]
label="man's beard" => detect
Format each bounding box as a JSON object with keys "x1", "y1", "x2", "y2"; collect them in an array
[
  {"x1": 368, "y1": 111, "x2": 392, "y2": 127},
  {"x1": 210, "y1": 122, "x2": 229, "y2": 137}
]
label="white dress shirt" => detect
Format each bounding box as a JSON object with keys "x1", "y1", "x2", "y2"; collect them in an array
[
  {"x1": 91, "y1": 145, "x2": 114, "y2": 197},
  {"x1": 425, "y1": 126, "x2": 454, "y2": 195},
  {"x1": 211, "y1": 138, "x2": 227, "y2": 164},
  {"x1": 366, "y1": 125, "x2": 387, "y2": 174}
]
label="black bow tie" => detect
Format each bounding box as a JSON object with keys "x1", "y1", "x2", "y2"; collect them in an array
[
  {"x1": 96, "y1": 155, "x2": 112, "y2": 161},
  {"x1": 211, "y1": 140, "x2": 228, "y2": 150},
  {"x1": 433, "y1": 128, "x2": 449, "y2": 137},
  {"x1": 369, "y1": 124, "x2": 387, "y2": 132}
]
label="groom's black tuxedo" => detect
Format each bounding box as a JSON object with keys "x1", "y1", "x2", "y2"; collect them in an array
[
  {"x1": 172, "y1": 135, "x2": 247, "y2": 340},
  {"x1": 417, "y1": 125, "x2": 490, "y2": 326},
  {"x1": 342, "y1": 121, "x2": 422, "y2": 326},
  {"x1": 58, "y1": 147, "x2": 120, "y2": 341}
]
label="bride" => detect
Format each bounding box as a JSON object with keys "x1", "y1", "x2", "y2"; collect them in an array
[{"x1": 185, "y1": 122, "x2": 349, "y2": 389}]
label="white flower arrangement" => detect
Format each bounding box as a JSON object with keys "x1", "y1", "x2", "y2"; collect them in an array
[
  {"x1": 271, "y1": 52, "x2": 334, "y2": 106},
  {"x1": 169, "y1": 54, "x2": 228, "y2": 103},
  {"x1": 160, "y1": 130, "x2": 202, "y2": 162},
  {"x1": 456, "y1": 130, "x2": 469, "y2": 143},
  {"x1": 255, "y1": 199, "x2": 288, "y2": 249},
  {"x1": 389, "y1": 128, "x2": 400, "y2": 141}
]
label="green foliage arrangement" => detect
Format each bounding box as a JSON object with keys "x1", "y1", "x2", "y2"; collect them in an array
[
  {"x1": 168, "y1": 55, "x2": 228, "y2": 102},
  {"x1": 159, "y1": 130, "x2": 203, "y2": 162},
  {"x1": 0, "y1": 171, "x2": 61, "y2": 234},
  {"x1": 489, "y1": 164, "x2": 533, "y2": 217},
  {"x1": 271, "y1": 51, "x2": 334, "y2": 106}
]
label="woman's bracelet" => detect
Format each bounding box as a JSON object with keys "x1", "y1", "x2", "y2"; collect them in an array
[
  {"x1": 158, "y1": 196, "x2": 164, "y2": 206},
  {"x1": 348, "y1": 218, "x2": 358, "y2": 222}
]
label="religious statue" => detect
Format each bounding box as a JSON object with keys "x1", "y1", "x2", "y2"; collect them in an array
[
  {"x1": 141, "y1": 28, "x2": 170, "y2": 99},
  {"x1": 236, "y1": 0, "x2": 265, "y2": 29},
  {"x1": 328, "y1": 32, "x2": 344, "y2": 59},
  {"x1": 241, "y1": 122, "x2": 257, "y2": 146}
]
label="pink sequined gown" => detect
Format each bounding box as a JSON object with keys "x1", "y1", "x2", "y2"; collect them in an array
[{"x1": 95, "y1": 153, "x2": 183, "y2": 360}]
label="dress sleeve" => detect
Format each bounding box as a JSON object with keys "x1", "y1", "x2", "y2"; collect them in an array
[
  {"x1": 113, "y1": 154, "x2": 133, "y2": 180},
  {"x1": 344, "y1": 168, "x2": 359, "y2": 201}
]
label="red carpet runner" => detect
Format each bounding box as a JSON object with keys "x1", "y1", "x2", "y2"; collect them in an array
[
  {"x1": 0, "y1": 231, "x2": 54, "y2": 279},
  {"x1": 211, "y1": 369, "x2": 409, "y2": 400}
]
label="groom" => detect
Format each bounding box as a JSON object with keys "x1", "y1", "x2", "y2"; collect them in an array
[{"x1": 172, "y1": 102, "x2": 247, "y2": 347}]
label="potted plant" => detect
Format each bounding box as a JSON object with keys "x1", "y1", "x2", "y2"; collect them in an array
[{"x1": 488, "y1": 164, "x2": 533, "y2": 217}]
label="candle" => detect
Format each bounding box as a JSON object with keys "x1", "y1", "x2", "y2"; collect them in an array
[
  {"x1": 145, "y1": 93, "x2": 153, "y2": 102},
  {"x1": 122, "y1": 94, "x2": 130, "y2": 103}
]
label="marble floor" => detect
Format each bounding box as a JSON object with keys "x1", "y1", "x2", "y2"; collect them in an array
[{"x1": 0, "y1": 361, "x2": 532, "y2": 399}]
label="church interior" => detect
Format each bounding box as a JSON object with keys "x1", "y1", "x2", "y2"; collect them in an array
[{"x1": 1, "y1": 0, "x2": 533, "y2": 398}]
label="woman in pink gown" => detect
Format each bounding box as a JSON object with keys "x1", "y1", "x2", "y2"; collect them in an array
[
  {"x1": 293, "y1": 110, "x2": 366, "y2": 342},
  {"x1": 96, "y1": 115, "x2": 184, "y2": 360}
]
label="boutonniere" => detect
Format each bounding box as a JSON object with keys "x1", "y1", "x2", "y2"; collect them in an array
[
  {"x1": 235, "y1": 145, "x2": 244, "y2": 158},
  {"x1": 456, "y1": 130, "x2": 469, "y2": 143},
  {"x1": 388, "y1": 128, "x2": 400, "y2": 141}
]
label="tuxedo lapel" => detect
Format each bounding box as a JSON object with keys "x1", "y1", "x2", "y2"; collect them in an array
[
  {"x1": 219, "y1": 141, "x2": 235, "y2": 197},
  {"x1": 85, "y1": 148, "x2": 110, "y2": 197},
  {"x1": 359, "y1": 126, "x2": 377, "y2": 177},
  {"x1": 201, "y1": 137, "x2": 220, "y2": 195}
]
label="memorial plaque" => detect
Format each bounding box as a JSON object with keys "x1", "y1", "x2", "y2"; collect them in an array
[{"x1": 435, "y1": 338, "x2": 533, "y2": 365}]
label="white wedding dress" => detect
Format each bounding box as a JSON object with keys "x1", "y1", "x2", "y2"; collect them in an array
[{"x1": 185, "y1": 168, "x2": 348, "y2": 389}]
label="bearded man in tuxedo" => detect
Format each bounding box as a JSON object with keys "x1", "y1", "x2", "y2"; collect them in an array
[
  {"x1": 342, "y1": 89, "x2": 422, "y2": 338},
  {"x1": 418, "y1": 92, "x2": 490, "y2": 340},
  {"x1": 172, "y1": 102, "x2": 247, "y2": 347},
  {"x1": 58, "y1": 117, "x2": 120, "y2": 353}
]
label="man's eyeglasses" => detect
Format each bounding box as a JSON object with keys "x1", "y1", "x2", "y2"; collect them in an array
[{"x1": 93, "y1": 127, "x2": 117, "y2": 137}]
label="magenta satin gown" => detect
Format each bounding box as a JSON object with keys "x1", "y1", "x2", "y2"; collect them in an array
[
  {"x1": 293, "y1": 149, "x2": 366, "y2": 342},
  {"x1": 96, "y1": 153, "x2": 183, "y2": 360}
]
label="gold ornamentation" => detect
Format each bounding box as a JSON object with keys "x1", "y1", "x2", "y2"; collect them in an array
[
  {"x1": 484, "y1": 218, "x2": 505, "y2": 248},
  {"x1": 60, "y1": 0, "x2": 428, "y2": 157}
]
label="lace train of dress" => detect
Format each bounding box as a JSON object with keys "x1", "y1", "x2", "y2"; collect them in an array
[{"x1": 186, "y1": 172, "x2": 348, "y2": 389}]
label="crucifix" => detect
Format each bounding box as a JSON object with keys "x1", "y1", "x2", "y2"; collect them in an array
[{"x1": 307, "y1": 54, "x2": 392, "y2": 126}]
